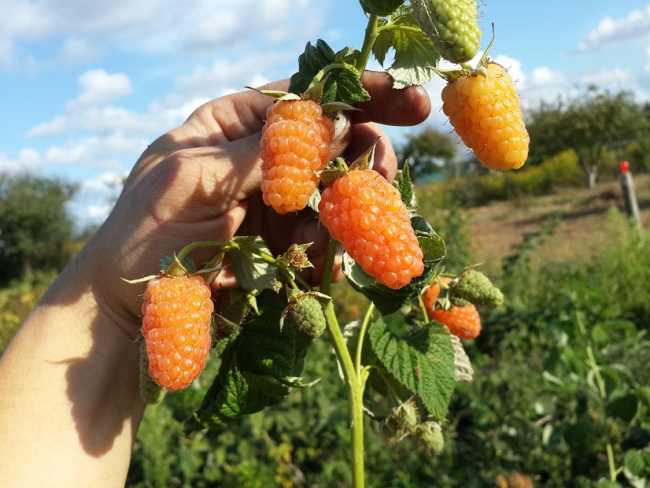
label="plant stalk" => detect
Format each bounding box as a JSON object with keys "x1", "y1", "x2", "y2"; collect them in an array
[
  {"x1": 356, "y1": 14, "x2": 380, "y2": 77},
  {"x1": 321, "y1": 238, "x2": 365, "y2": 487},
  {"x1": 576, "y1": 309, "x2": 617, "y2": 482}
]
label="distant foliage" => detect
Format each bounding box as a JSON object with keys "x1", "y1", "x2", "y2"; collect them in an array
[{"x1": 0, "y1": 174, "x2": 77, "y2": 284}]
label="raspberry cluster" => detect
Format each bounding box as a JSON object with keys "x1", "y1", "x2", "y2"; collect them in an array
[
  {"x1": 141, "y1": 275, "x2": 213, "y2": 391},
  {"x1": 261, "y1": 99, "x2": 334, "y2": 214},
  {"x1": 442, "y1": 62, "x2": 529, "y2": 170},
  {"x1": 422, "y1": 278, "x2": 481, "y2": 339},
  {"x1": 319, "y1": 169, "x2": 425, "y2": 289},
  {"x1": 412, "y1": 0, "x2": 482, "y2": 64}
]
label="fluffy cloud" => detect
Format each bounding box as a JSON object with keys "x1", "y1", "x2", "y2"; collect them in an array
[
  {"x1": 0, "y1": 0, "x2": 326, "y2": 67},
  {"x1": 579, "y1": 5, "x2": 650, "y2": 52},
  {"x1": 68, "y1": 69, "x2": 133, "y2": 108}
]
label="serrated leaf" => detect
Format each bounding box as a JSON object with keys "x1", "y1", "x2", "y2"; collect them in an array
[
  {"x1": 387, "y1": 27, "x2": 439, "y2": 89},
  {"x1": 334, "y1": 46, "x2": 361, "y2": 64},
  {"x1": 289, "y1": 40, "x2": 335, "y2": 95},
  {"x1": 322, "y1": 68, "x2": 371, "y2": 105},
  {"x1": 373, "y1": 27, "x2": 392, "y2": 67},
  {"x1": 185, "y1": 292, "x2": 316, "y2": 432},
  {"x1": 394, "y1": 163, "x2": 414, "y2": 209},
  {"x1": 369, "y1": 319, "x2": 455, "y2": 418},
  {"x1": 359, "y1": 0, "x2": 405, "y2": 17},
  {"x1": 226, "y1": 236, "x2": 277, "y2": 291}
]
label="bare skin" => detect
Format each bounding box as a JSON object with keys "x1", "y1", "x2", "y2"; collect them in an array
[{"x1": 0, "y1": 72, "x2": 430, "y2": 487}]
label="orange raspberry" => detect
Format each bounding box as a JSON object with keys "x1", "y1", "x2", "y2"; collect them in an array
[
  {"x1": 319, "y1": 169, "x2": 425, "y2": 289},
  {"x1": 141, "y1": 275, "x2": 213, "y2": 391},
  {"x1": 441, "y1": 62, "x2": 529, "y2": 170},
  {"x1": 261, "y1": 99, "x2": 335, "y2": 214},
  {"x1": 422, "y1": 278, "x2": 481, "y2": 339}
]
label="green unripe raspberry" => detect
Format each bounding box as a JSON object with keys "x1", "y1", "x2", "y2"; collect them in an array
[
  {"x1": 453, "y1": 270, "x2": 504, "y2": 308},
  {"x1": 139, "y1": 341, "x2": 166, "y2": 405},
  {"x1": 287, "y1": 294, "x2": 326, "y2": 339},
  {"x1": 418, "y1": 421, "x2": 445, "y2": 455},
  {"x1": 411, "y1": 0, "x2": 482, "y2": 64}
]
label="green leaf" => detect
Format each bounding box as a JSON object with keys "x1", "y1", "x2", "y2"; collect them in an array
[
  {"x1": 159, "y1": 254, "x2": 196, "y2": 274},
  {"x1": 359, "y1": 0, "x2": 404, "y2": 17},
  {"x1": 307, "y1": 187, "x2": 321, "y2": 213},
  {"x1": 288, "y1": 40, "x2": 370, "y2": 105},
  {"x1": 226, "y1": 236, "x2": 277, "y2": 291},
  {"x1": 323, "y1": 68, "x2": 371, "y2": 105},
  {"x1": 563, "y1": 418, "x2": 595, "y2": 456},
  {"x1": 607, "y1": 392, "x2": 639, "y2": 423},
  {"x1": 591, "y1": 323, "x2": 609, "y2": 348},
  {"x1": 369, "y1": 319, "x2": 455, "y2": 418},
  {"x1": 185, "y1": 292, "x2": 316, "y2": 432},
  {"x1": 289, "y1": 40, "x2": 335, "y2": 95},
  {"x1": 394, "y1": 163, "x2": 414, "y2": 209},
  {"x1": 387, "y1": 27, "x2": 439, "y2": 88},
  {"x1": 624, "y1": 448, "x2": 650, "y2": 478},
  {"x1": 372, "y1": 6, "x2": 440, "y2": 89}
]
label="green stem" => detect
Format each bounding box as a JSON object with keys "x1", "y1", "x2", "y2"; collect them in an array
[
  {"x1": 308, "y1": 63, "x2": 348, "y2": 90},
  {"x1": 418, "y1": 295, "x2": 430, "y2": 325},
  {"x1": 576, "y1": 310, "x2": 617, "y2": 481},
  {"x1": 355, "y1": 303, "x2": 375, "y2": 379},
  {"x1": 324, "y1": 303, "x2": 364, "y2": 487},
  {"x1": 176, "y1": 240, "x2": 229, "y2": 263},
  {"x1": 320, "y1": 238, "x2": 339, "y2": 295},
  {"x1": 320, "y1": 237, "x2": 364, "y2": 487},
  {"x1": 356, "y1": 14, "x2": 379, "y2": 77}
]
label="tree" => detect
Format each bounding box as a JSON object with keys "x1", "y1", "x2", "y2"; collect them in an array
[
  {"x1": 526, "y1": 88, "x2": 649, "y2": 188},
  {"x1": 0, "y1": 174, "x2": 77, "y2": 283},
  {"x1": 397, "y1": 126, "x2": 457, "y2": 182}
]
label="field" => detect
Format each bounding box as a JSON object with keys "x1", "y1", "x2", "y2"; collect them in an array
[{"x1": 1, "y1": 176, "x2": 649, "y2": 487}]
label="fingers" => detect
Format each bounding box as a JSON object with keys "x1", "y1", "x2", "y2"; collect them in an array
[
  {"x1": 354, "y1": 71, "x2": 432, "y2": 126},
  {"x1": 175, "y1": 71, "x2": 430, "y2": 149}
]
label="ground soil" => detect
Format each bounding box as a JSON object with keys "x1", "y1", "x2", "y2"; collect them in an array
[{"x1": 467, "y1": 174, "x2": 650, "y2": 270}]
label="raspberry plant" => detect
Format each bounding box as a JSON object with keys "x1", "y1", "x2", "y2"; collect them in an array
[{"x1": 132, "y1": 1, "x2": 527, "y2": 485}]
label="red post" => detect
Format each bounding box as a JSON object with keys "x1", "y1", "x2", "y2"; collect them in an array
[{"x1": 619, "y1": 161, "x2": 642, "y2": 232}]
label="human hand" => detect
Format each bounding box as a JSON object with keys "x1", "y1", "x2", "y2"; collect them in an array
[{"x1": 87, "y1": 71, "x2": 431, "y2": 335}]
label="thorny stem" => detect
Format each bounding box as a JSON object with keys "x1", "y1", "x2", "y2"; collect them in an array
[
  {"x1": 356, "y1": 14, "x2": 379, "y2": 77},
  {"x1": 321, "y1": 237, "x2": 365, "y2": 487},
  {"x1": 575, "y1": 309, "x2": 617, "y2": 482}
]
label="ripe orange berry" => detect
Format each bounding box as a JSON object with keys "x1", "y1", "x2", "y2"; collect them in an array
[
  {"x1": 422, "y1": 278, "x2": 481, "y2": 339},
  {"x1": 442, "y1": 62, "x2": 529, "y2": 170},
  {"x1": 319, "y1": 169, "x2": 425, "y2": 289},
  {"x1": 261, "y1": 99, "x2": 335, "y2": 214},
  {"x1": 141, "y1": 275, "x2": 213, "y2": 391}
]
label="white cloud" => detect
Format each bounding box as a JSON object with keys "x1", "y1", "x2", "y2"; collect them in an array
[
  {"x1": 0, "y1": 150, "x2": 42, "y2": 174},
  {"x1": 58, "y1": 37, "x2": 102, "y2": 65},
  {"x1": 67, "y1": 69, "x2": 133, "y2": 109},
  {"x1": 580, "y1": 68, "x2": 630, "y2": 88},
  {"x1": 579, "y1": 5, "x2": 650, "y2": 52},
  {"x1": 0, "y1": 0, "x2": 326, "y2": 67},
  {"x1": 27, "y1": 116, "x2": 68, "y2": 138}
]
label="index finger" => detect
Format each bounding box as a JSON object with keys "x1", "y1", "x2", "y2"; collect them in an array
[{"x1": 183, "y1": 72, "x2": 431, "y2": 146}]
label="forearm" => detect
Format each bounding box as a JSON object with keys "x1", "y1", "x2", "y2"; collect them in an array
[{"x1": 0, "y1": 247, "x2": 145, "y2": 487}]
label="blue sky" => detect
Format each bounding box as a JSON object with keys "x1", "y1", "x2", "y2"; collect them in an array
[{"x1": 1, "y1": 0, "x2": 650, "y2": 228}]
